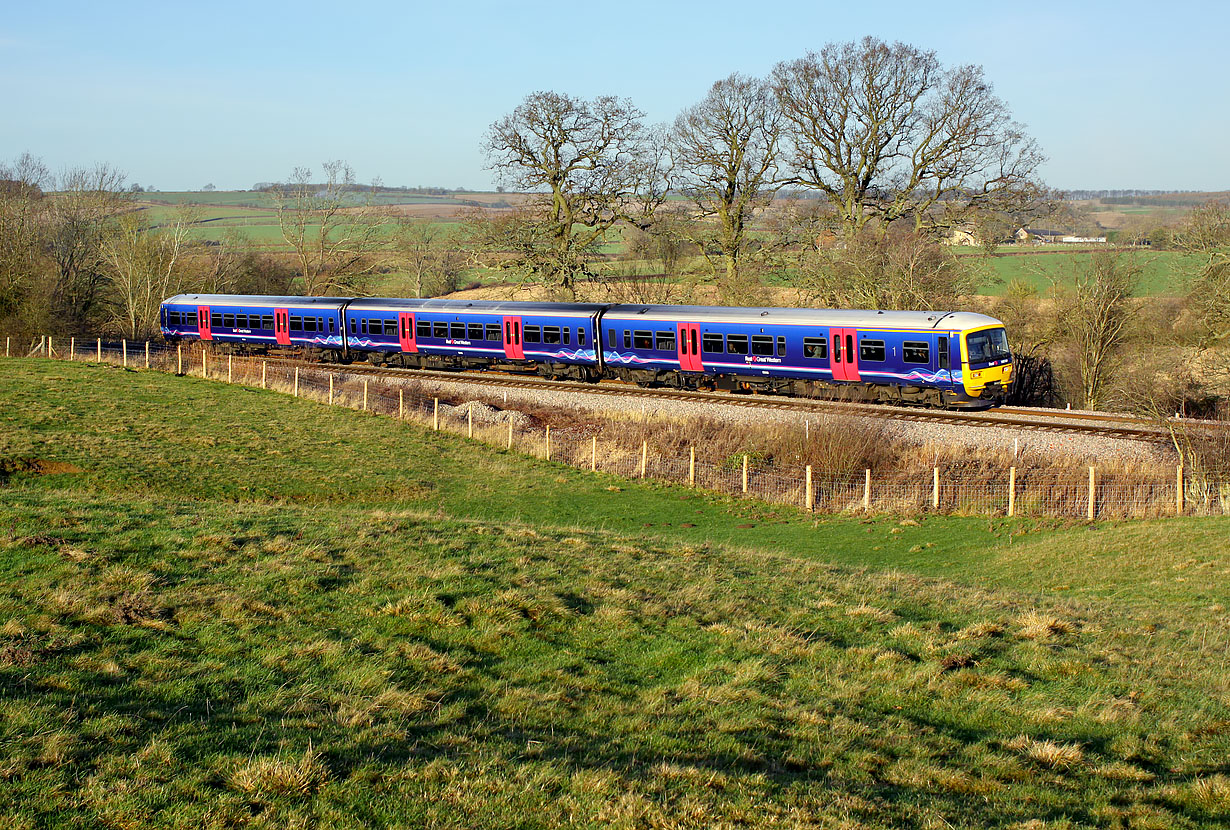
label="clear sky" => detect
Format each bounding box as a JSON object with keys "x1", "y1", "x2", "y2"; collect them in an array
[{"x1": 2, "y1": 0, "x2": 1226, "y2": 193}]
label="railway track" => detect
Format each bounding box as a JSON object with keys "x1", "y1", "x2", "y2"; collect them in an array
[{"x1": 297, "y1": 360, "x2": 1211, "y2": 445}]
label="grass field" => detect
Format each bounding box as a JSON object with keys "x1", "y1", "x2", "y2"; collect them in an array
[
  {"x1": 1, "y1": 359, "x2": 1227, "y2": 827},
  {"x1": 975, "y1": 249, "x2": 1204, "y2": 296}
]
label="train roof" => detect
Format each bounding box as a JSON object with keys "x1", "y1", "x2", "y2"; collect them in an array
[
  {"x1": 346, "y1": 297, "x2": 605, "y2": 316},
  {"x1": 164, "y1": 294, "x2": 350, "y2": 308},
  {"x1": 603, "y1": 304, "x2": 1004, "y2": 331}
]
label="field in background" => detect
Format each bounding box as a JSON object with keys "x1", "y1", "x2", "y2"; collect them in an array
[{"x1": 1, "y1": 359, "x2": 1228, "y2": 827}]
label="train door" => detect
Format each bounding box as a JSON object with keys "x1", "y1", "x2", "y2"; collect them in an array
[
  {"x1": 274, "y1": 308, "x2": 291, "y2": 346},
  {"x1": 398, "y1": 312, "x2": 417, "y2": 353},
  {"x1": 197, "y1": 306, "x2": 212, "y2": 341},
  {"x1": 502, "y1": 316, "x2": 524, "y2": 360},
  {"x1": 676, "y1": 323, "x2": 703, "y2": 372},
  {"x1": 829, "y1": 327, "x2": 860, "y2": 381}
]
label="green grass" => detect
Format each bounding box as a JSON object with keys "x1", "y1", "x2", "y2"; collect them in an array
[
  {"x1": 1, "y1": 359, "x2": 1228, "y2": 828},
  {"x1": 976, "y1": 249, "x2": 1204, "y2": 296}
]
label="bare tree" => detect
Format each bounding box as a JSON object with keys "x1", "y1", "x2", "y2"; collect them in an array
[
  {"x1": 0, "y1": 154, "x2": 53, "y2": 329},
  {"x1": 673, "y1": 73, "x2": 782, "y2": 299},
  {"x1": 47, "y1": 164, "x2": 129, "y2": 333},
  {"x1": 390, "y1": 220, "x2": 465, "y2": 298},
  {"x1": 102, "y1": 205, "x2": 196, "y2": 338},
  {"x1": 484, "y1": 91, "x2": 671, "y2": 297},
  {"x1": 1060, "y1": 251, "x2": 1140, "y2": 410},
  {"x1": 771, "y1": 37, "x2": 1045, "y2": 237},
  {"x1": 270, "y1": 161, "x2": 383, "y2": 295},
  {"x1": 1174, "y1": 199, "x2": 1230, "y2": 345}
]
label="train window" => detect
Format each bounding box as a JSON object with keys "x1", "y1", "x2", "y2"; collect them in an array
[
  {"x1": 751, "y1": 335, "x2": 774, "y2": 356},
  {"x1": 903, "y1": 341, "x2": 930, "y2": 364},
  {"x1": 543, "y1": 326, "x2": 561, "y2": 344},
  {"x1": 803, "y1": 337, "x2": 827, "y2": 359},
  {"x1": 290, "y1": 316, "x2": 303, "y2": 331},
  {"x1": 623, "y1": 330, "x2": 631, "y2": 349},
  {"x1": 383, "y1": 320, "x2": 396, "y2": 336},
  {"x1": 777, "y1": 336, "x2": 786, "y2": 355},
  {"x1": 360, "y1": 319, "x2": 368, "y2": 335},
  {"x1": 702, "y1": 333, "x2": 724, "y2": 354},
  {"x1": 417, "y1": 320, "x2": 431, "y2": 338},
  {"x1": 166, "y1": 311, "x2": 177, "y2": 325},
  {"x1": 655, "y1": 331, "x2": 676, "y2": 351},
  {"x1": 235, "y1": 314, "x2": 247, "y2": 329},
  {"x1": 307, "y1": 318, "x2": 319, "y2": 333},
  {"x1": 633, "y1": 330, "x2": 653, "y2": 349},
  {"x1": 350, "y1": 318, "x2": 357, "y2": 334},
  {"x1": 448, "y1": 322, "x2": 463, "y2": 339},
  {"x1": 609, "y1": 330, "x2": 617, "y2": 349},
  {"x1": 328, "y1": 318, "x2": 335, "y2": 333},
  {"x1": 726, "y1": 334, "x2": 749, "y2": 355},
  {"x1": 524, "y1": 325, "x2": 541, "y2": 343},
  {"x1": 938, "y1": 336, "x2": 950, "y2": 369},
  {"x1": 563, "y1": 328, "x2": 571, "y2": 345},
  {"x1": 263, "y1": 315, "x2": 274, "y2": 330},
  {"x1": 514, "y1": 321, "x2": 520, "y2": 345},
  {"x1": 578, "y1": 330, "x2": 586, "y2": 346},
  {"x1": 481, "y1": 324, "x2": 497, "y2": 341},
  {"x1": 433, "y1": 322, "x2": 448, "y2": 338},
  {"x1": 860, "y1": 339, "x2": 885, "y2": 362},
  {"x1": 223, "y1": 314, "x2": 235, "y2": 328},
  {"x1": 467, "y1": 323, "x2": 483, "y2": 340}
]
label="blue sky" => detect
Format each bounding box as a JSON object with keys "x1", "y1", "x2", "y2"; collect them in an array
[{"x1": 2, "y1": 0, "x2": 1226, "y2": 192}]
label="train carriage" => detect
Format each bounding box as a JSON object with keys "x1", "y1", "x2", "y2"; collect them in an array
[{"x1": 160, "y1": 294, "x2": 348, "y2": 358}]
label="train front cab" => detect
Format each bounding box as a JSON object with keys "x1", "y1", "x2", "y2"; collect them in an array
[{"x1": 950, "y1": 325, "x2": 1012, "y2": 408}]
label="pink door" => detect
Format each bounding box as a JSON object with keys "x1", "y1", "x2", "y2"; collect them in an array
[
  {"x1": 830, "y1": 327, "x2": 860, "y2": 381},
  {"x1": 398, "y1": 312, "x2": 417, "y2": 353},
  {"x1": 274, "y1": 309, "x2": 291, "y2": 346},
  {"x1": 676, "y1": 323, "x2": 703, "y2": 372},
  {"x1": 197, "y1": 306, "x2": 212, "y2": 341},
  {"x1": 502, "y1": 316, "x2": 524, "y2": 359}
]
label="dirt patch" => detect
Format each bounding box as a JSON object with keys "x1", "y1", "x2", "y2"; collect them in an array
[{"x1": 0, "y1": 458, "x2": 84, "y2": 482}]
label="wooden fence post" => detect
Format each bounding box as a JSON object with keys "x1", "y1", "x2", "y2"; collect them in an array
[
  {"x1": 545, "y1": 426, "x2": 551, "y2": 460},
  {"x1": 805, "y1": 465, "x2": 814, "y2": 512},
  {"x1": 145, "y1": 341, "x2": 150, "y2": 369},
  {"x1": 433, "y1": 398, "x2": 439, "y2": 431},
  {"x1": 399, "y1": 389, "x2": 404, "y2": 419},
  {"x1": 5, "y1": 336, "x2": 9, "y2": 357},
  {"x1": 864, "y1": 469, "x2": 871, "y2": 512},
  {"x1": 689, "y1": 447, "x2": 696, "y2": 487},
  {"x1": 122, "y1": 340, "x2": 127, "y2": 367},
  {"x1": 742, "y1": 454, "x2": 749, "y2": 494},
  {"x1": 507, "y1": 419, "x2": 513, "y2": 450},
  {"x1": 1087, "y1": 466, "x2": 1096, "y2": 521},
  {"x1": 177, "y1": 345, "x2": 182, "y2": 375},
  {"x1": 261, "y1": 360, "x2": 267, "y2": 389},
  {"x1": 591, "y1": 436, "x2": 597, "y2": 471},
  {"x1": 329, "y1": 375, "x2": 334, "y2": 405},
  {"x1": 227, "y1": 354, "x2": 233, "y2": 384},
  {"x1": 1176, "y1": 465, "x2": 1184, "y2": 516},
  {"x1": 932, "y1": 467, "x2": 940, "y2": 510},
  {"x1": 96, "y1": 338, "x2": 101, "y2": 362},
  {"x1": 70, "y1": 337, "x2": 75, "y2": 361},
  {"x1": 363, "y1": 380, "x2": 368, "y2": 411},
  {"x1": 294, "y1": 367, "x2": 299, "y2": 397},
  {"x1": 640, "y1": 441, "x2": 648, "y2": 478},
  {"x1": 47, "y1": 336, "x2": 52, "y2": 357},
  {"x1": 202, "y1": 348, "x2": 207, "y2": 378},
  {"x1": 467, "y1": 402, "x2": 473, "y2": 437},
  {"x1": 1008, "y1": 466, "x2": 1017, "y2": 517}
]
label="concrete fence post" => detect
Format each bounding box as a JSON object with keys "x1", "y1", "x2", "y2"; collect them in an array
[
  {"x1": 433, "y1": 398, "x2": 439, "y2": 431},
  {"x1": 1087, "y1": 466, "x2": 1096, "y2": 521},
  {"x1": 96, "y1": 338, "x2": 101, "y2": 362},
  {"x1": 591, "y1": 436, "x2": 597, "y2": 471},
  {"x1": 640, "y1": 441, "x2": 648, "y2": 479},
  {"x1": 689, "y1": 447, "x2": 696, "y2": 487},
  {"x1": 864, "y1": 469, "x2": 871, "y2": 512},
  {"x1": 805, "y1": 465, "x2": 814, "y2": 512},
  {"x1": 932, "y1": 467, "x2": 940, "y2": 510},
  {"x1": 742, "y1": 454, "x2": 749, "y2": 494},
  {"x1": 1008, "y1": 466, "x2": 1017, "y2": 517},
  {"x1": 1176, "y1": 465, "x2": 1184, "y2": 516}
]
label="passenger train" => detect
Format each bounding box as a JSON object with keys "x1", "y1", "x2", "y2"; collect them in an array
[{"x1": 159, "y1": 294, "x2": 1014, "y2": 409}]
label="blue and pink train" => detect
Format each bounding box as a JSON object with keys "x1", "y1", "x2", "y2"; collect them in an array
[{"x1": 160, "y1": 293, "x2": 1013, "y2": 408}]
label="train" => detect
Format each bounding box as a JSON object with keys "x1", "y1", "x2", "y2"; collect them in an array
[{"x1": 159, "y1": 293, "x2": 1014, "y2": 409}]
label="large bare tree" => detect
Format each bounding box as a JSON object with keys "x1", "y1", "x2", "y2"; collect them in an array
[
  {"x1": 271, "y1": 161, "x2": 382, "y2": 295},
  {"x1": 1061, "y1": 251, "x2": 1140, "y2": 410},
  {"x1": 772, "y1": 37, "x2": 1045, "y2": 236},
  {"x1": 390, "y1": 220, "x2": 465, "y2": 298},
  {"x1": 484, "y1": 91, "x2": 671, "y2": 297},
  {"x1": 101, "y1": 205, "x2": 196, "y2": 338},
  {"x1": 47, "y1": 164, "x2": 129, "y2": 333},
  {"x1": 0, "y1": 154, "x2": 53, "y2": 329},
  {"x1": 673, "y1": 73, "x2": 782, "y2": 299}
]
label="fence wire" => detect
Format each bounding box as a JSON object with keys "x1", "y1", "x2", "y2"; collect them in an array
[{"x1": 11, "y1": 337, "x2": 1229, "y2": 520}]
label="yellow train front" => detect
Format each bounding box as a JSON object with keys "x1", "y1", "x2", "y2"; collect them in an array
[{"x1": 951, "y1": 321, "x2": 1013, "y2": 407}]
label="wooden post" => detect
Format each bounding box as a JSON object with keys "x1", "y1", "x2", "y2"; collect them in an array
[
  {"x1": 47, "y1": 336, "x2": 52, "y2": 358},
  {"x1": 742, "y1": 454, "x2": 749, "y2": 494},
  {"x1": 507, "y1": 419, "x2": 513, "y2": 450},
  {"x1": 640, "y1": 440, "x2": 648, "y2": 478},
  {"x1": 227, "y1": 354, "x2": 233, "y2": 384},
  {"x1": 96, "y1": 338, "x2": 101, "y2": 362},
  {"x1": 329, "y1": 375, "x2": 334, "y2": 405},
  {"x1": 1176, "y1": 465, "x2": 1184, "y2": 516},
  {"x1": 591, "y1": 436, "x2": 597, "y2": 471},
  {"x1": 1008, "y1": 466, "x2": 1017, "y2": 517},
  {"x1": 1087, "y1": 466, "x2": 1096, "y2": 521},
  {"x1": 545, "y1": 426, "x2": 551, "y2": 460},
  {"x1": 363, "y1": 380, "x2": 368, "y2": 411},
  {"x1": 261, "y1": 360, "x2": 267, "y2": 389},
  {"x1": 805, "y1": 465, "x2": 814, "y2": 512},
  {"x1": 122, "y1": 340, "x2": 127, "y2": 367},
  {"x1": 5, "y1": 336, "x2": 9, "y2": 357},
  {"x1": 932, "y1": 467, "x2": 940, "y2": 510},
  {"x1": 202, "y1": 348, "x2": 207, "y2": 378},
  {"x1": 399, "y1": 389, "x2": 404, "y2": 419},
  {"x1": 689, "y1": 447, "x2": 696, "y2": 486},
  {"x1": 294, "y1": 367, "x2": 299, "y2": 397},
  {"x1": 145, "y1": 341, "x2": 150, "y2": 369},
  {"x1": 467, "y1": 402, "x2": 473, "y2": 438},
  {"x1": 864, "y1": 469, "x2": 871, "y2": 512},
  {"x1": 70, "y1": 337, "x2": 75, "y2": 361},
  {"x1": 433, "y1": 398, "x2": 439, "y2": 431},
  {"x1": 177, "y1": 345, "x2": 182, "y2": 375}
]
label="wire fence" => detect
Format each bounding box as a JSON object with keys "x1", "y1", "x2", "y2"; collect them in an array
[{"x1": 9, "y1": 334, "x2": 1230, "y2": 520}]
